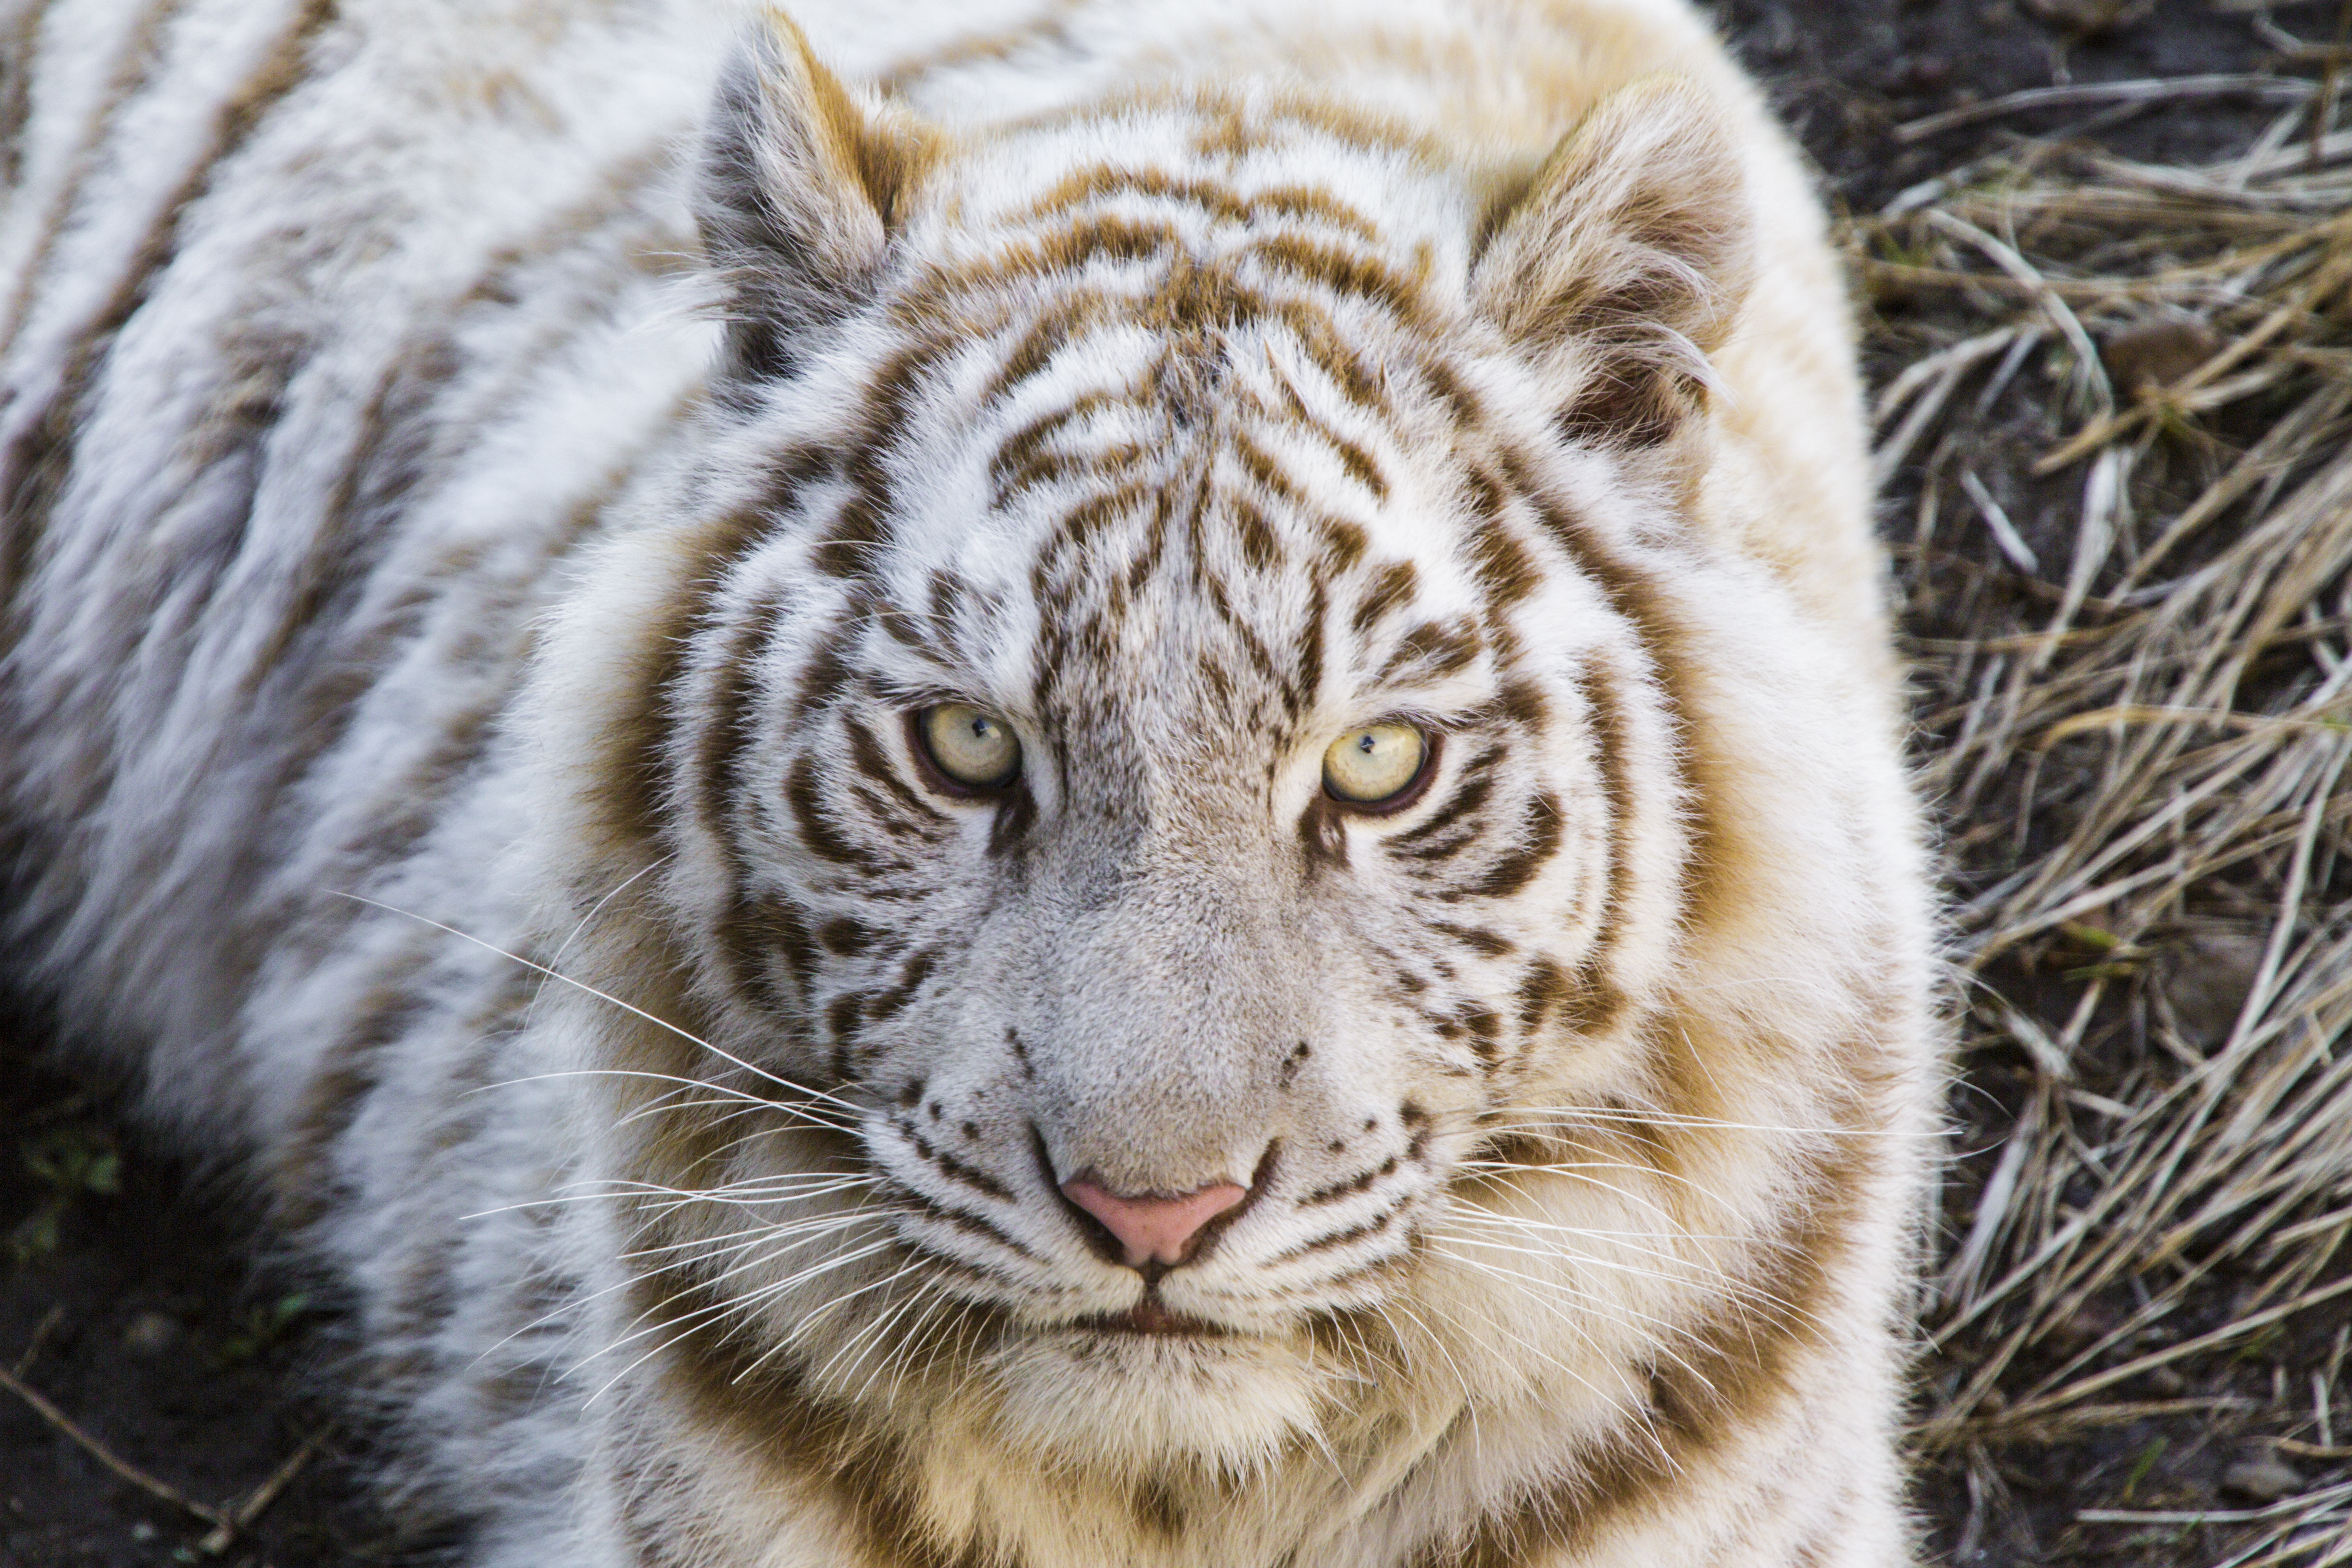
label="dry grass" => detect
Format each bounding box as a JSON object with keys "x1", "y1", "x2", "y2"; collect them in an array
[{"x1": 1858, "y1": 70, "x2": 2352, "y2": 1567}]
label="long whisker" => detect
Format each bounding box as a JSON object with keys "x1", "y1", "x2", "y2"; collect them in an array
[
  {"x1": 823, "y1": 1271, "x2": 951, "y2": 1402},
  {"x1": 604, "y1": 1230, "x2": 900, "y2": 1360},
  {"x1": 1437, "y1": 1205, "x2": 1803, "y2": 1298},
  {"x1": 327, "y1": 891, "x2": 868, "y2": 1122},
  {"x1": 1461, "y1": 1105, "x2": 1933, "y2": 1140},
  {"x1": 1454, "y1": 1155, "x2": 1759, "y2": 1220},
  {"x1": 619, "y1": 1208, "x2": 886, "y2": 1265},
  {"x1": 473, "y1": 1067, "x2": 864, "y2": 1141},
  {"x1": 463, "y1": 1170, "x2": 883, "y2": 1224},
  {"x1": 586, "y1": 1232, "x2": 904, "y2": 1400},
  {"x1": 543, "y1": 855, "x2": 673, "y2": 975},
  {"x1": 1426, "y1": 1239, "x2": 1796, "y2": 1389}
]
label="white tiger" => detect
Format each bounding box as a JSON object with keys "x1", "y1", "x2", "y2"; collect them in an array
[{"x1": 0, "y1": 0, "x2": 1940, "y2": 1564}]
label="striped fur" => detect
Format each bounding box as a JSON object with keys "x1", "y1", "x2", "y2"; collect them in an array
[{"x1": 0, "y1": 2, "x2": 1939, "y2": 1564}]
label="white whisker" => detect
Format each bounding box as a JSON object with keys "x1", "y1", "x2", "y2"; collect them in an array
[{"x1": 327, "y1": 891, "x2": 869, "y2": 1123}]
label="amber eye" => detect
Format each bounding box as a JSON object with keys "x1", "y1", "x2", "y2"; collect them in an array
[
  {"x1": 1323, "y1": 722, "x2": 1429, "y2": 806},
  {"x1": 915, "y1": 704, "x2": 1022, "y2": 792}
]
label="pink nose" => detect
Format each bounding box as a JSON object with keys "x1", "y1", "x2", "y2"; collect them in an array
[{"x1": 1060, "y1": 1177, "x2": 1249, "y2": 1267}]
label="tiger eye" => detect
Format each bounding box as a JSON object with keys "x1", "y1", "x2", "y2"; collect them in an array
[
  {"x1": 917, "y1": 704, "x2": 1022, "y2": 791},
  {"x1": 1322, "y1": 722, "x2": 1428, "y2": 806}
]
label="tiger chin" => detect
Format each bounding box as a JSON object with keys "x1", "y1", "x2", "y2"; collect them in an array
[{"x1": 0, "y1": 0, "x2": 1939, "y2": 1564}]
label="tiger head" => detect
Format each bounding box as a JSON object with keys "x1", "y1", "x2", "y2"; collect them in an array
[{"x1": 526, "y1": 12, "x2": 1912, "y2": 1503}]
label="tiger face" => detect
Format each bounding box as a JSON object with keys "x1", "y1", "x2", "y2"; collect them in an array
[{"x1": 535, "y1": 16, "x2": 1863, "y2": 1486}]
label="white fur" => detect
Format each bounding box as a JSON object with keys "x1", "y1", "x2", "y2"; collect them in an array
[{"x1": 0, "y1": 2, "x2": 1939, "y2": 1564}]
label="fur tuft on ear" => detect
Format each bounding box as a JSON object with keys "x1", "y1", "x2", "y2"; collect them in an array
[
  {"x1": 697, "y1": 14, "x2": 936, "y2": 387},
  {"x1": 1473, "y1": 76, "x2": 1755, "y2": 448}
]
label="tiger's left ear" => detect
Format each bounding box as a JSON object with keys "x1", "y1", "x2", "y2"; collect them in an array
[
  {"x1": 1472, "y1": 76, "x2": 1755, "y2": 448},
  {"x1": 696, "y1": 14, "x2": 938, "y2": 386}
]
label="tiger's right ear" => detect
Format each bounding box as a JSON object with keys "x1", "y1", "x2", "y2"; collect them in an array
[
  {"x1": 696, "y1": 16, "x2": 937, "y2": 386},
  {"x1": 1472, "y1": 77, "x2": 1755, "y2": 449}
]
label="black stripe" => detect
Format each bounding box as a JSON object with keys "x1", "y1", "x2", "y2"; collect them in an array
[{"x1": 1463, "y1": 791, "x2": 1565, "y2": 899}]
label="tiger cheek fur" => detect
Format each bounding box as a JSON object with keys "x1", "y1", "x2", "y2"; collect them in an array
[{"x1": 5, "y1": 1, "x2": 1936, "y2": 1565}]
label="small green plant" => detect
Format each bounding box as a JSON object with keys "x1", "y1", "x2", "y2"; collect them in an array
[
  {"x1": 2124, "y1": 1436, "x2": 2169, "y2": 1500},
  {"x1": 7, "y1": 1125, "x2": 121, "y2": 1263},
  {"x1": 216, "y1": 1291, "x2": 313, "y2": 1365}
]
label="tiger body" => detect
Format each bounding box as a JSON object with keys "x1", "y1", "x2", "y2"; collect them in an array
[{"x1": 0, "y1": 2, "x2": 1938, "y2": 1565}]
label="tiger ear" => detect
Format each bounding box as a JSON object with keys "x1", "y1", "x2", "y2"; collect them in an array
[
  {"x1": 1472, "y1": 76, "x2": 1755, "y2": 448},
  {"x1": 696, "y1": 16, "x2": 936, "y2": 385}
]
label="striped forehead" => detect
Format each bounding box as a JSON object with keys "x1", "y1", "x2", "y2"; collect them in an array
[
  {"x1": 957, "y1": 91, "x2": 1472, "y2": 265},
  {"x1": 857, "y1": 120, "x2": 1497, "y2": 708},
  {"x1": 869, "y1": 341, "x2": 1494, "y2": 722}
]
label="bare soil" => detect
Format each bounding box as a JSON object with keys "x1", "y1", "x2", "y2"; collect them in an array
[{"x1": 1, "y1": 3, "x2": 2336, "y2": 1565}]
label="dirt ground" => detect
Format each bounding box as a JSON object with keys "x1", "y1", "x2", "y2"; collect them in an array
[{"x1": 0, "y1": 2, "x2": 2335, "y2": 1565}]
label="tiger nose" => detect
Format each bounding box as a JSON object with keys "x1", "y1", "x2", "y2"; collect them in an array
[{"x1": 1060, "y1": 1177, "x2": 1248, "y2": 1268}]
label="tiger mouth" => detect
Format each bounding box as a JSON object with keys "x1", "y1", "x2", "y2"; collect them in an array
[{"x1": 1076, "y1": 1300, "x2": 1230, "y2": 1336}]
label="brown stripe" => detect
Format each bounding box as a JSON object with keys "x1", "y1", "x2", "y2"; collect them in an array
[
  {"x1": 1388, "y1": 743, "x2": 1502, "y2": 851},
  {"x1": 1377, "y1": 615, "x2": 1481, "y2": 682},
  {"x1": 1303, "y1": 1156, "x2": 1396, "y2": 1206},
  {"x1": 1175, "y1": 85, "x2": 1431, "y2": 164},
  {"x1": 971, "y1": 296, "x2": 1096, "y2": 406},
  {"x1": 1293, "y1": 576, "x2": 1326, "y2": 717},
  {"x1": 871, "y1": 0, "x2": 1082, "y2": 100},
  {"x1": 1350, "y1": 560, "x2": 1417, "y2": 635},
  {"x1": 697, "y1": 588, "x2": 784, "y2": 837},
  {"x1": 786, "y1": 753, "x2": 880, "y2": 869},
  {"x1": 1247, "y1": 183, "x2": 1382, "y2": 243},
  {"x1": 1296, "y1": 791, "x2": 1348, "y2": 871},
  {"x1": 1018, "y1": 164, "x2": 1385, "y2": 252},
  {"x1": 1228, "y1": 424, "x2": 1313, "y2": 512},
  {"x1": 1271, "y1": 1206, "x2": 1395, "y2": 1261},
  {"x1": 247, "y1": 333, "x2": 467, "y2": 689},
  {"x1": 1503, "y1": 456, "x2": 1719, "y2": 938},
  {"x1": 715, "y1": 892, "x2": 811, "y2": 1018},
  {"x1": 332, "y1": 691, "x2": 503, "y2": 873},
  {"x1": 1020, "y1": 162, "x2": 1255, "y2": 229},
  {"x1": 1226, "y1": 492, "x2": 1282, "y2": 572},
  {"x1": 584, "y1": 498, "x2": 786, "y2": 866},
  {"x1": 0, "y1": 0, "x2": 176, "y2": 363},
  {"x1": 987, "y1": 392, "x2": 1111, "y2": 504},
  {"x1": 1195, "y1": 560, "x2": 1283, "y2": 693},
  {"x1": 1427, "y1": 921, "x2": 1512, "y2": 959},
  {"x1": 5, "y1": 0, "x2": 333, "y2": 399},
  {"x1": 1418, "y1": 1121, "x2": 1870, "y2": 1566},
  {"x1": 1317, "y1": 514, "x2": 1368, "y2": 570},
  {"x1": 894, "y1": 1180, "x2": 1030, "y2": 1258},
  {"x1": 860, "y1": 947, "x2": 937, "y2": 1025},
  {"x1": 1243, "y1": 231, "x2": 1432, "y2": 330},
  {"x1": 274, "y1": 940, "x2": 433, "y2": 1229},
  {"x1": 844, "y1": 717, "x2": 947, "y2": 826},
  {"x1": 1267, "y1": 373, "x2": 1390, "y2": 507},
  {"x1": 644, "y1": 1263, "x2": 1016, "y2": 1568},
  {"x1": 2, "y1": 0, "x2": 334, "y2": 623},
  {"x1": 1030, "y1": 212, "x2": 1184, "y2": 273},
  {"x1": 903, "y1": 1123, "x2": 1013, "y2": 1204},
  {"x1": 0, "y1": 0, "x2": 52, "y2": 191},
  {"x1": 1565, "y1": 667, "x2": 1632, "y2": 1035},
  {"x1": 1327, "y1": 430, "x2": 1388, "y2": 502},
  {"x1": 1468, "y1": 510, "x2": 1542, "y2": 613},
  {"x1": 1513, "y1": 956, "x2": 1570, "y2": 1033},
  {"x1": 1463, "y1": 790, "x2": 1564, "y2": 900}
]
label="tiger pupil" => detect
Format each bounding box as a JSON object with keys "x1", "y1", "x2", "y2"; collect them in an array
[
  {"x1": 919, "y1": 703, "x2": 1022, "y2": 792},
  {"x1": 1323, "y1": 722, "x2": 1427, "y2": 806}
]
